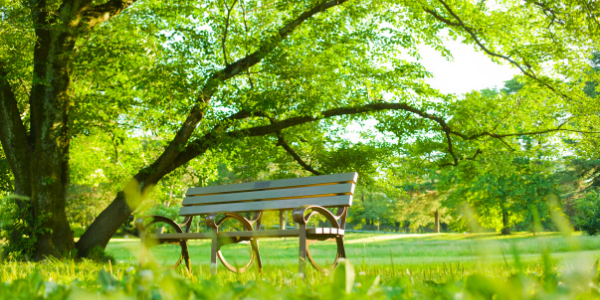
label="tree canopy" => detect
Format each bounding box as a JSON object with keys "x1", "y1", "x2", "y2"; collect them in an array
[{"x1": 0, "y1": 0, "x2": 599, "y2": 259}]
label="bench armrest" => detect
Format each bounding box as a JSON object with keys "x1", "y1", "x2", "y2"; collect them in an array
[
  {"x1": 134, "y1": 215, "x2": 185, "y2": 234},
  {"x1": 206, "y1": 212, "x2": 256, "y2": 231},
  {"x1": 292, "y1": 205, "x2": 341, "y2": 229}
]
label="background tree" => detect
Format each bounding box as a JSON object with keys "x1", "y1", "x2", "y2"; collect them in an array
[{"x1": 438, "y1": 157, "x2": 559, "y2": 234}]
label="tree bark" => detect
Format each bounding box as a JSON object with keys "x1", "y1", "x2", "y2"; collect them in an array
[
  {"x1": 76, "y1": 192, "x2": 131, "y2": 255},
  {"x1": 434, "y1": 210, "x2": 440, "y2": 233},
  {"x1": 0, "y1": 62, "x2": 35, "y2": 250},
  {"x1": 279, "y1": 210, "x2": 286, "y2": 230},
  {"x1": 0, "y1": 63, "x2": 32, "y2": 197},
  {"x1": 501, "y1": 207, "x2": 511, "y2": 235},
  {"x1": 28, "y1": 12, "x2": 77, "y2": 258}
]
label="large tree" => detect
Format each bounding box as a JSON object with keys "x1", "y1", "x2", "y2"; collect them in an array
[{"x1": 0, "y1": 0, "x2": 598, "y2": 259}]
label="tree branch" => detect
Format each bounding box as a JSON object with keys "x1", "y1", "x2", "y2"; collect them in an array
[
  {"x1": 78, "y1": 0, "x2": 137, "y2": 29},
  {"x1": 581, "y1": 0, "x2": 600, "y2": 31},
  {"x1": 240, "y1": 0, "x2": 255, "y2": 89},
  {"x1": 0, "y1": 62, "x2": 32, "y2": 194},
  {"x1": 422, "y1": 0, "x2": 573, "y2": 100},
  {"x1": 140, "y1": 0, "x2": 349, "y2": 188},
  {"x1": 439, "y1": 149, "x2": 482, "y2": 167},
  {"x1": 444, "y1": 130, "x2": 458, "y2": 165},
  {"x1": 216, "y1": 0, "x2": 349, "y2": 81},
  {"x1": 531, "y1": 2, "x2": 565, "y2": 27},
  {"x1": 221, "y1": 0, "x2": 239, "y2": 65},
  {"x1": 173, "y1": 102, "x2": 600, "y2": 172},
  {"x1": 275, "y1": 131, "x2": 321, "y2": 175},
  {"x1": 170, "y1": 102, "x2": 461, "y2": 171}
]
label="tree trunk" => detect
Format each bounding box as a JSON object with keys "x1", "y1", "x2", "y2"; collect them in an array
[
  {"x1": 27, "y1": 7, "x2": 79, "y2": 258},
  {"x1": 434, "y1": 210, "x2": 440, "y2": 233},
  {"x1": 279, "y1": 210, "x2": 286, "y2": 230},
  {"x1": 0, "y1": 62, "x2": 35, "y2": 251},
  {"x1": 501, "y1": 207, "x2": 511, "y2": 235},
  {"x1": 76, "y1": 185, "x2": 138, "y2": 257},
  {"x1": 76, "y1": 157, "x2": 192, "y2": 257}
]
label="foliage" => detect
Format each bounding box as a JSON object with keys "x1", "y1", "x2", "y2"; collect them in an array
[
  {"x1": 349, "y1": 187, "x2": 395, "y2": 230},
  {"x1": 0, "y1": 251, "x2": 598, "y2": 299},
  {"x1": 2, "y1": 0, "x2": 600, "y2": 258},
  {"x1": 0, "y1": 195, "x2": 49, "y2": 261},
  {"x1": 438, "y1": 157, "x2": 560, "y2": 234},
  {"x1": 569, "y1": 159, "x2": 600, "y2": 190},
  {"x1": 574, "y1": 190, "x2": 600, "y2": 235},
  {"x1": 0, "y1": 152, "x2": 13, "y2": 197}
]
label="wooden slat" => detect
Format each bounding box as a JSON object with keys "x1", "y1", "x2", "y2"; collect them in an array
[
  {"x1": 148, "y1": 228, "x2": 344, "y2": 241},
  {"x1": 185, "y1": 172, "x2": 358, "y2": 196},
  {"x1": 179, "y1": 195, "x2": 352, "y2": 216},
  {"x1": 183, "y1": 183, "x2": 355, "y2": 206}
]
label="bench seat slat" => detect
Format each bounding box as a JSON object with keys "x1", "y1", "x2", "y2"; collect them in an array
[
  {"x1": 179, "y1": 195, "x2": 352, "y2": 216},
  {"x1": 148, "y1": 228, "x2": 345, "y2": 240},
  {"x1": 185, "y1": 172, "x2": 358, "y2": 197},
  {"x1": 183, "y1": 183, "x2": 355, "y2": 206}
]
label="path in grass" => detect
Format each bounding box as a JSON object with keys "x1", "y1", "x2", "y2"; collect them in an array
[{"x1": 106, "y1": 232, "x2": 600, "y2": 269}]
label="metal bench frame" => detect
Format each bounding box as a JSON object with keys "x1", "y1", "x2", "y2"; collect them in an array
[{"x1": 135, "y1": 172, "x2": 357, "y2": 275}]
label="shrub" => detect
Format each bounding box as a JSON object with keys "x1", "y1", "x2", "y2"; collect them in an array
[
  {"x1": 574, "y1": 190, "x2": 600, "y2": 235},
  {"x1": 0, "y1": 194, "x2": 50, "y2": 261}
]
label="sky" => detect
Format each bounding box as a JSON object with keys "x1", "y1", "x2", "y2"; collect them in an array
[{"x1": 418, "y1": 38, "x2": 519, "y2": 94}]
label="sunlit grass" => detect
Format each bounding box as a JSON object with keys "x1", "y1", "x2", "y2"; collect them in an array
[
  {"x1": 1, "y1": 233, "x2": 599, "y2": 299},
  {"x1": 107, "y1": 232, "x2": 600, "y2": 267}
]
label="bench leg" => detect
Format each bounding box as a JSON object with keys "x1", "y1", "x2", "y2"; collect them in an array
[
  {"x1": 181, "y1": 240, "x2": 191, "y2": 273},
  {"x1": 299, "y1": 224, "x2": 307, "y2": 277},
  {"x1": 210, "y1": 228, "x2": 218, "y2": 275},
  {"x1": 336, "y1": 236, "x2": 346, "y2": 259},
  {"x1": 251, "y1": 239, "x2": 262, "y2": 272}
]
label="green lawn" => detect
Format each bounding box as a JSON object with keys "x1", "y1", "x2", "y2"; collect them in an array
[
  {"x1": 1, "y1": 232, "x2": 600, "y2": 299},
  {"x1": 107, "y1": 232, "x2": 600, "y2": 270}
]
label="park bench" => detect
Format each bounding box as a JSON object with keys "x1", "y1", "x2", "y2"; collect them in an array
[{"x1": 135, "y1": 172, "x2": 358, "y2": 275}]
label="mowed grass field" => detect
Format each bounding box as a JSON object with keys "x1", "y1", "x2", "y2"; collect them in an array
[
  {"x1": 2, "y1": 232, "x2": 600, "y2": 299},
  {"x1": 107, "y1": 232, "x2": 600, "y2": 272}
]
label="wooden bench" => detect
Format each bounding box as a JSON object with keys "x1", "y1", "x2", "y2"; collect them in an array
[{"x1": 135, "y1": 172, "x2": 358, "y2": 275}]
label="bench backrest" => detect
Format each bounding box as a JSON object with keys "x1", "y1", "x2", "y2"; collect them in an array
[{"x1": 179, "y1": 172, "x2": 358, "y2": 216}]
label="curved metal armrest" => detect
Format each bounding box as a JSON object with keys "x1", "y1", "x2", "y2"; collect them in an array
[
  {"x1": 292, "y1": 205, "x2": 342, "y2": 229},
  {"x1": 134, "y1": 215, "x2": 185, "y2": 233},
  {"x1": 206, "y1": 212, "x2": 256, "y2": 231}
]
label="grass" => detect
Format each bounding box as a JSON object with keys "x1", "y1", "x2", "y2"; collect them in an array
[
  {"x1": 1, "y1": 232, "x2": 600, "y2": 299},
  {"x1": 107, "y1": 231, "x2": 600, "y2": 267}
]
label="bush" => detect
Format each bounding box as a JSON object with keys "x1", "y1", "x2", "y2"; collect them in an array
[
  {"x1": 0, "y1": 194, "x2": 50, "y2": 261},
  {"x1": 574, "y1": 190, "x2": 600, "y2": 235}
]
